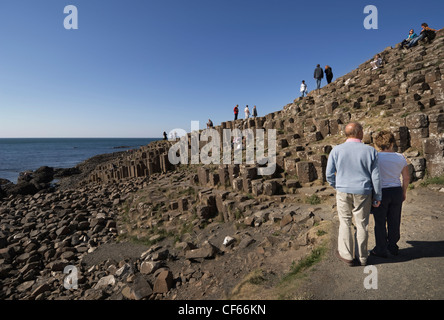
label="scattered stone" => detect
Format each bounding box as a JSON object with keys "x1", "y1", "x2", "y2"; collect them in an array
[
  {"x1": 153, "y1": 270, "x2": 173, "y2": 294},
  {"x1": 94, "y1": 275, "x2": 116, "y2": 290},
  {"x1": 152, "y1": 249, "x2": 169, "y2": 261},
  {"x1": 280, "y1": 212, "x2": 294, "y2": 227},
  {"x1": 17, "y1": 280, "x2": 35, "y2": 293},
  {"x1": 223, "y1": 236, "x2": 235, "y2": 247},
  {"x1": 31, "y1": 283, "x2": 51, "y2": 297},
  {"x1": 115, "y1": 263, "x2": 134, "y2": 279},
  {"x1": 185, "y1": 241, "x2": 218, "y2": 260},
  {"x1": 140, "y1": 261, "x2": 161, "y2": 275},
  {"x1": 238, "y1": 235, "x2": 255, "y2": 249}
]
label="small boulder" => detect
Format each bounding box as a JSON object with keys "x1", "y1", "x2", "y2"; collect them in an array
[{"x1": 153, "y1": 270, "x2": 173, "y2": 294}]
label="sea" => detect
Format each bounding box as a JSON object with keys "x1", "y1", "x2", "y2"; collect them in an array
[{"x1": 0, "y1": 138, "x2": 159, "y2": 183}]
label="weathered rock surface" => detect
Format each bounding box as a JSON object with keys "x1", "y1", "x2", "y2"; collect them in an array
[{"x1": 1, "y1": 30, "x2": 444, "y2": 301}]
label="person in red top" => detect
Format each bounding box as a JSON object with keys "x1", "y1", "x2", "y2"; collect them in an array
[{"x1": 233, "y1": 105, "x2": 239, "y2": 120}]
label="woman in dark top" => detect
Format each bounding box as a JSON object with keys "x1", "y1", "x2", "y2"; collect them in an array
[{"x1": 325, "y1": 65, "x2": 333, "y2": 84}]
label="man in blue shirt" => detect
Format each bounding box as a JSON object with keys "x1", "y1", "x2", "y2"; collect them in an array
[{"x1": 326, "y1": 122, "x2": 382, "y2": 266}]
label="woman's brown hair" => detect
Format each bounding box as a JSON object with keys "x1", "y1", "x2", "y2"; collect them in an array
[{"x1": 374, "y1": 130, "x2": 396, "y2": 151}]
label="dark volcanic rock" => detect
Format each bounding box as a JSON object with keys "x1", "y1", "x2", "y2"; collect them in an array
[
  {"x1": 3, "y1": 181, "x2": 38, "y2": 196},
  {"x1": 3, "y1": 166, "x2": 55, "y2": 197},
  {"x1": 54, "y1": 167, "x2": 81, "y2": 178},
  {"x1": 31, "y1": 166, "x2": 54, "y2": 184}
]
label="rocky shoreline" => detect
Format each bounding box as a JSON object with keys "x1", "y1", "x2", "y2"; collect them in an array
[
  {"x1": 0, "y1": 149, "x2": 326, "y2": 301},
  {"x1": 0, "y1": 157, "x2": 127, "y2": 299},
  {"x1": 0, "y1": 151, "x2": 126, "y2": 198},
  {"x1": 0, "y1": 140, "x2": 333, "y2": 301}
]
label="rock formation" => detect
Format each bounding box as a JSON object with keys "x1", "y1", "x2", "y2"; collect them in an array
[{"x1": 0, "y1": 28, "x2": 443, "y2": 300}]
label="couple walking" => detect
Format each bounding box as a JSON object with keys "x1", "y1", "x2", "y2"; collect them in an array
[{"x1": 326, "y1": 122, "x2": 410, "y2": 266}]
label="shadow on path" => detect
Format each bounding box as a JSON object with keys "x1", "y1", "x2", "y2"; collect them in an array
[{"x1": 368, "y1": 240, "x2": 444, "y2": 265}]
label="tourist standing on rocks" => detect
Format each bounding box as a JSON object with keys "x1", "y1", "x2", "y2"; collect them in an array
[
  {"x1": 300, "y1": 80, "x2": 308, "y2": 97},
  {"x1": 234, "y1": 105, "x2": 239, "y2": 120},
  {"x1": 325, "y1": 65, "x2": 333, "y2": 84},
  {"x1": 326, "y1": 122, "x2": 382, "y2": 266},
  {"x1": 314, "y1": 64, "x2": 324, "y2": 90},
  {"x1": 253, "y1": 105, "x2": 258, "y2": 118},
  {"x1": 163, "y1": 131, "x2": 168, "y2": 140},
  {"x1": 207, "y1": 119, "x2": 213, "y2": 128},
  {"x1": 371, "y1": 130, "x2": 410, "y2": 258},
  {"x1": 245, "y1": 105, "x2": 250, "y2": 119}
]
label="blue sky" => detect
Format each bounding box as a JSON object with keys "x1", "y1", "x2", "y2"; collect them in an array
[{"x1": 0, "y1": 0, "x2": 443, "y2": 138}]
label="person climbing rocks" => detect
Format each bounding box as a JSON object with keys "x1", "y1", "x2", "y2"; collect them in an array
[
  {"x1": 325, "y1": 65, "x2": 333, "y2": 84},
  {"x1": 314, "y1": 64, "x2": 324, "y2": 90},
  {"x1": 244, "y1": 105, "x2": 250, "y2": 119},
  {"x1": 253, "y1": 105, "x2": 258, "y2": 118},
  {"x1": 234, "y1": 104, "x2": 239, "y2": 120},
  {"x1": 300, "y1": 80, "x2": 308, "y2": 97}
]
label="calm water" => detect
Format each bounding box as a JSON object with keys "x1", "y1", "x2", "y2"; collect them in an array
[{"x1": 0, "y1": 138, "x2": 159, "y2": 183}]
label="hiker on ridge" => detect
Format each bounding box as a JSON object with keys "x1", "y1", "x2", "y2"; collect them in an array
[
  {"x1": 314, "y1": 64, "x2": 324, "y2": 90},
  {"x1": 325, "y1": 65, "x2": 333, "y2": 84},
  {"x1": 300, "y1": 80, "x2": 308, "y2": 97},
  {"x1": 253, "y1": 105, "x2": 258, "y2": 118},
  {"x1": 234, "y1": 105, "x2": 239, "y2": 120},
  {"x1": 245, "y1": 105, "x2": 250, "y2": 119}
]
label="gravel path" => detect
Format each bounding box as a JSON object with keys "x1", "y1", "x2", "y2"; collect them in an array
[{"x1": 295, "y1": 186, "x2": 444, "y2": 300}]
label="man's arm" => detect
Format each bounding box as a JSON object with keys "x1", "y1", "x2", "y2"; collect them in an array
[
  {"x1": 401, "y1": 165, "x2": 410, "y2": 201},
  {"x1": 325, "y1": 150, "x2": 337, "y2": 188},
  {"x1": 371, "y1": 152, "x2": 382, "y2": 201}
]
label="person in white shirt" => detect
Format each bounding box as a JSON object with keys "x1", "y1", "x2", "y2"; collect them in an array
[
  {"x1": 370, "y1": 54, "x2": 383, "y2": 70},
  {"x1": 300, "y1": 80, "x2": 308, "y2": 97},
  {"x1": 244, "y1": 105, "x2": 250, "y2": 119},
  {"x1": 371, "y1": 130, "x2": 410, "y2": 258}
]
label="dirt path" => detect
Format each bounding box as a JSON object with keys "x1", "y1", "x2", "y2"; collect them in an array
[{"x1": 294, "y1": 185, "x2": 444, "y2": 300}]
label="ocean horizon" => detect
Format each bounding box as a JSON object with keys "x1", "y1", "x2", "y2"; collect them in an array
[{"x1": 0, "y1": 138, "x2": 160, "y2": 183}]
